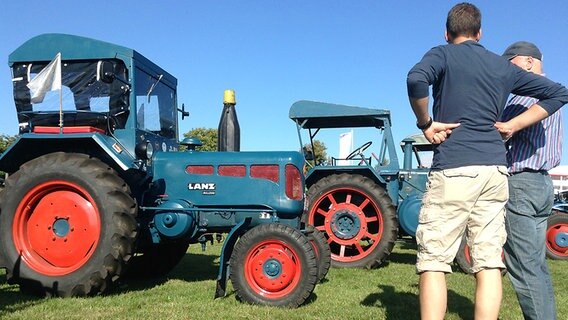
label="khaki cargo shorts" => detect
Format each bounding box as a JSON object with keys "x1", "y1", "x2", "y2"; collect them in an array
[{"x1": 416, "y1": 165, "x2": 509, "y2": 274}]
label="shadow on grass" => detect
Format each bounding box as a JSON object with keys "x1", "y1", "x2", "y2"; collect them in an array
[
  {"x1": 382, "y1": 239, "x2": 417, "y2": 266},
  {"x1": 0, "y1": 247, "x2": 220, "y2": 311},
  {"x1": 0, "y1": 270, "x2": 44, "y2": 316},
  {"x1": 387, "y1": 251, "x2": 416, "y2": 265},
  {"x1": 1, "y1": 242, "x2": 320, "y2": 309},
  {"x1": 396, "y1": 238, "x2": 418, "y2": 250},
  {"x1": 362, "y1": 285, "x2": 474, "y2": 320},
  {"x1": 117, "y1": 250, "x2": 219, "y2": 293}
]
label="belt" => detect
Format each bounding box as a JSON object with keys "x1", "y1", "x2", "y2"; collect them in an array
[{"x1": 511, "y1": 168, "x2": 548, "y2": 175}]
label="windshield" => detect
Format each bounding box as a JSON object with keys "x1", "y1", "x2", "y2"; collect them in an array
[
  {"x1": 12, "y1": 59, "x2": 129, "y2": 132},
  {"x1": 135, "y1": 69, "x2": 176, "y2": 139}
]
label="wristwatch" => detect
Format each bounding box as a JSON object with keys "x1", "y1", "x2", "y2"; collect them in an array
[{"x1": 416, "y1": 117, "x2": 433, "y2": 130}]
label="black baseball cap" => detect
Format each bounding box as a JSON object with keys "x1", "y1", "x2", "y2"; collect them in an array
[{"x1": 502, "y1": 41, "x2": 542, "y2": 60}]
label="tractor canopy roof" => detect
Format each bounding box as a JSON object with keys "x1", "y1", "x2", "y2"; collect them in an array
[
  {"x1": 289, "y1": 100, "x2": 391, "y2": 129},
  {"x1": 9, "y1": 33, "x2": 176, "y2": 88},
  {"x1": 400, "y1": 133, "x2": 433, "y2": 151}
]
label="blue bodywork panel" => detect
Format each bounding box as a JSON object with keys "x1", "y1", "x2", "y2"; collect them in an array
[{"x1": 150, "y1": 150, "x2": 305, "y2": 222}]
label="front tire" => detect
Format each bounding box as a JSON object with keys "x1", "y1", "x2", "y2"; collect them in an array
[
  {"x1": 0, "y1": 152, "x2": 138, "y2": 297},
  {"x1": 230, "y1": 223, "x2": 318, "y2": 307},
  {"x1": 305, "y1": 173, "x2": 398, "y2": 268}
]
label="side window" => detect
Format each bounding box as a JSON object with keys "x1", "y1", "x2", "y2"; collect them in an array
[
  {"x1": 136, "y1": 95, "x2": 161, "y2": 131},
  {"x1": 135, "y1": 69, "x2": 176, "y2": 138}
]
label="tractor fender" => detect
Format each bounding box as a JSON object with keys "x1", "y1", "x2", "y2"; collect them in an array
[
  {"x1": 305, "y1": 166, "x2": 389, "y2": 187},
  {"x1": 215, "y1": 217, "x2": 252, "y2": 299},
  {"x1": 305, "y1": 166, "x2": 400, "y2": 204},
  {"x1": 0, "y1": 133, "x2": 138, "y2": 174}
]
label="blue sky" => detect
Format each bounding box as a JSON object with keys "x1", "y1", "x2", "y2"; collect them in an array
[{"x1": 1, "y1": 1, "x2": 567, "y2": 164}]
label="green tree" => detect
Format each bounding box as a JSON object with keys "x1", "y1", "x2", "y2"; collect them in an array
[
  {"x1": 182, "y1": 127, "x2": 217, "y2": 151},
  {"x1": 0, "y1": 134, "x2": 16, "y2": 186},
  {"x1": 0, "y1": 134, "x2": 16, "y2": 153},
  {"x1": 303, "y1": 139, "x2": 327, "y2": 167}
]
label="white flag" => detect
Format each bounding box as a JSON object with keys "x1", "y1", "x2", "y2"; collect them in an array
[
  {"x1": 27, "y1": 52, "x2": 62, "y2": 104},
  {"x1": 338, "y1": 131, "x2": 353, "y2": 165}
]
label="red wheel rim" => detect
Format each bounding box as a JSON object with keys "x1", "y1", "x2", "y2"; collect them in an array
[
  {"x1": 546, "y1": 222, "x2": 568, "y2": 258},
  {"x1": 309, "y1": 187, "x2": 384, "y2": 263},
  {"x1": 13, "y1": 180, "x2": 101, "y2": 276},
  {"x1": 244, "y1": 240, "x2": 302, "y2": 299}
]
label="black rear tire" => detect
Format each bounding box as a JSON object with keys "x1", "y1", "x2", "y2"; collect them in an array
[
  {"x1": 305, "y1": 173, "x2": 398, "y2": 268},
  {"x1": 0, "y1": 152, "x2": 138, "y2": 297}
]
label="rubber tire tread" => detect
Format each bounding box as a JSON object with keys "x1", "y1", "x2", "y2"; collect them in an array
[
  {"x1": 305, "y1": 173, "x2": 398, "y2": 269},
  {"x1": 306, "y1": 225, "x2": 331, "y2": 282},
  {"x1": 0, "y1": 152, "x2": 138, "y2": 297},
  {"x1": 229, "y1": 223, "x2": 318, "y2": 308}
]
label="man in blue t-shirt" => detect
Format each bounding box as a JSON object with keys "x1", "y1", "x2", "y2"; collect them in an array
[{"x1": 406, "y1": 3, "x2": 568, "y2": 320}]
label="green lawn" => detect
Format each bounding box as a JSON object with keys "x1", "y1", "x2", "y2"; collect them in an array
[{"x1": 1, "y1": 240, "x2": 566, "y2": 320}]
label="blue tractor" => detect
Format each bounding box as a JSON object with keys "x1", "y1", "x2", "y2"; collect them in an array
[
  {"x1": 290, "y1": 100, "x2": 475, "y2": 271},
  {"x1": 0, "y1": 34, "x2": 329, "y2": 307},
  {"x1": 289, "y1": 100, "x2": 429, "y2": 269}
]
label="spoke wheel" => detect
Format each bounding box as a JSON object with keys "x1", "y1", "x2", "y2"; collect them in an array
[{"x1": 305, "y1": 173, "x2": 398, "y2": 268}]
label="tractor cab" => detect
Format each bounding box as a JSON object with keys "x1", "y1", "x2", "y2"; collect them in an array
[
  {"x1": 3, "y1": 33, "x2": 180, "y2": 173},
  {"x1": 289, "y1": 100, "x2": 400, "y2": 189}
]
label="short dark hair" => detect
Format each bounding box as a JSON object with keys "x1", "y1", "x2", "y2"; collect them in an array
[{"x1": 446, "y1": 2, "x2": 481, "y2": 38}]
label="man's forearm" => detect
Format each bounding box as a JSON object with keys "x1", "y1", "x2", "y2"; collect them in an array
[
  {"x1": 495, "y1": 103, "x2": 550, "y2": 140},
  {"x1": 409, "y1": 96, "x2": 430, "y2": 126},
  {"x1": 510, "y1": 103, "x2": 550, "y2": 132}
]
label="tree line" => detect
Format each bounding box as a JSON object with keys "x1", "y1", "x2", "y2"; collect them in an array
[{"x1": 0, "y1": 129, "x2": 327, "y2": 161}]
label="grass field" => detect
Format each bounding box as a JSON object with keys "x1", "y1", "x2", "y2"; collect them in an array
[{"x1": 1, "y1": 239, "x2": 566, "y2": 320}]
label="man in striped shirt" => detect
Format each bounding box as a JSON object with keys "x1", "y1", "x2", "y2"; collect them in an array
[{"x1": 501, "y1": 41, "x2": 560, "y2": 320}]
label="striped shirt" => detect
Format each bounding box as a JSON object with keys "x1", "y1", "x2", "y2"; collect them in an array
[{"x1": 501, "y1": 94, "x2": 563, "y2": 173}]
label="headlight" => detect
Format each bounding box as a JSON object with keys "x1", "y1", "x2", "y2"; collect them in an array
[{"x1": 135, "y1": 141, "x2": 154, "y2": 160}]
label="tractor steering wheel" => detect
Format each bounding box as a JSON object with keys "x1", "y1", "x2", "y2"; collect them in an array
[{"x1": 346, "y1": 141, "x2": 373, "y2": 160}]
